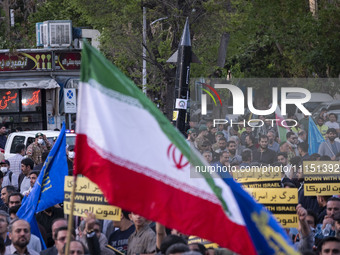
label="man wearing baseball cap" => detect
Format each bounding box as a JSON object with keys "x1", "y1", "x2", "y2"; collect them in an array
[
  {"x1": 26, "y1": 133, "x2": 52, "y2": 166},
  {"x1": 195, "y1": 125, "x2": 209, "y2": 150}
]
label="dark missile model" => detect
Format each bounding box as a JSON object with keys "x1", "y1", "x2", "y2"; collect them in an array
[{"x1": 167, "y1": 18, "x2": 200, "y2": 134}]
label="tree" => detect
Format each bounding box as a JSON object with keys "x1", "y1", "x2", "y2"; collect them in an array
[
  {"x1": 67, "y1": 0, "x2": 219, "y2": 118},
  {"x1": 226, "y1": 0, "x2": 340, "y2": 81},
  {"x1": 1, "y1": 0, "x2": 338, "y2": 116}
]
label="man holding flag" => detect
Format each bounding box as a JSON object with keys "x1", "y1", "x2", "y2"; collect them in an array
[
  {"x1": 318, "y1": 128, "x2": 340, "y2": 159},
  {"x1": 16, "y1": 123, "x2": 69, "y2": 250},
  {"x1": 308, "y1": 116, "x2": 325, "y2": 155},
  {"x1": 73, "y1": 41, "x2": 299, "y2": 255}
]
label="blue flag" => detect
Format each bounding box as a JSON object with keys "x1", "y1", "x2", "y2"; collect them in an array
[
  {"x1": 17, "y1": 123, "x2": 68, "y2": 249},
  {"x1": 223, "y1": 176, "x2": 298, "y2": 254},
  {"x1": 308, "y1": 116, "x2": 325, "y2": 154}
]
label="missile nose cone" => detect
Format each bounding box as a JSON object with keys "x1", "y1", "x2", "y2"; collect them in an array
[{"x1": 180, "y1": 17, "x2": 191, "y2": 46}]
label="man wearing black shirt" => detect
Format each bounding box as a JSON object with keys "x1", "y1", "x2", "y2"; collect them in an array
[
  {"x1": 108, "y1": 211, "x2": 135, "y2": 255},
  {"x1": 253, "y1": 135, "x2": 276, "y2": 165}
]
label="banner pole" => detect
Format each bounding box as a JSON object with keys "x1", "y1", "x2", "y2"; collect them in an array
[{"x1": 65, "y1": 174, "x2": 77, "y2": 255}]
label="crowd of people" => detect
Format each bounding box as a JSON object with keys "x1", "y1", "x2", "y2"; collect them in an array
[
  {"x1": 0, "y1": 127, "x2": 79, "y2": 255},
  {"x1": 0, "y1": 127, "x2": 245, "y2": 255},
  {"x1": 186, "y1": 111, "x2": 340, "y2": 254},
  {"x1": 0, "y1": 110, "x2": 338, "y2": 255}
]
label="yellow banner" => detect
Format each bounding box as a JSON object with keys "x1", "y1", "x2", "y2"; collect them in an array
[
  {"x1": 64, "y1": 176, "x2": 121, "y2": 220},
  {"x1": 246, "y1": 188, "x2": 298, "y2": 204},
  {"x1": 234, "y1": 169, "x2": 282, "y2": 182},
  {"x1": 246, "y1": 188, "x2": 298, "y2": 228},
  {"x1": 188, "y1": 236, "x2": 218, "y2": 248},
  {"x1": 172, "y1": 111, "x2": 178, "y2": 121},
  {"x1": 241, "y1": 182, "x2": 282, "y2": 188},
  {"x1": 304, "y1": 176, "x2": 340, "y2": 182},
  {"x1": 65, "y1": 176, "x2": 103, "y2": 194},
  {"x1": 63, "y1": 202, "x2": 121, "y2": 219},
  {"x1": 304, "y1": 183, "x2": 340, "y2": 196},
  {"x1": 275, "y1": 214, "x2": 298, "y2": 228}
]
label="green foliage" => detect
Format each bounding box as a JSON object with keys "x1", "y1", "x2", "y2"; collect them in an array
[
  {"x1": 226, "y1": 0, "x2": 339, "y2": 82},
  {"x1": 29, "y1": 0, "x2": 88, "y2": 26},
  {"x1": 0, "y1": 0, "x2": 338, "y2": 112}
]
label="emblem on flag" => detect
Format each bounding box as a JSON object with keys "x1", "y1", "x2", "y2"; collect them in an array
[{"x1": 167, "y1": 143, "x2": 189, "y2": 170}]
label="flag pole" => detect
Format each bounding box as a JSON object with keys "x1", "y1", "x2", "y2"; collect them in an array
[{"x1": 65, "y1": 175, "x2": 77, "y2": 255}]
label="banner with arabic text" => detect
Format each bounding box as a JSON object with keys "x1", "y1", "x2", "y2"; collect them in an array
[
  {"x1": 246, "y1": 188, "x2": 298, "y2": 228},
  {"x1": 64, "y1": 176, "x2": 121, "y2": 220}
]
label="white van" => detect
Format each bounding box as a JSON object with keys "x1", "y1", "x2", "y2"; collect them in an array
[
  {"x1": 312, "y1": 100, "x2": 340, "y2": 120},
  {"x1": 286, "y1": 92, "x2": 333, "y2": 120},
  {"x1": 4, "y1": 130, "x2": 76, "y2": 159}
]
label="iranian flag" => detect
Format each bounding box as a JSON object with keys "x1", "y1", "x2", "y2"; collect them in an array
[
  {"x1": 75, "y1": 42, "x2": 297, "y2": 255},
  {"x1": 275, "y1": 107, "x2": 289, "y2": 143}
]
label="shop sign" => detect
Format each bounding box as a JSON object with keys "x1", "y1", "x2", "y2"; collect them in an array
[
  {"x1": 55, "y1": 52, "x2": 81, "y2": 70},
  {"x1": 0, "y1": 51, "x2": 81, "y2": 72}
]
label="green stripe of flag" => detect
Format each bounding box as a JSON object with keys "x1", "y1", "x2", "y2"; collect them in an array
[{"x1": 278, "y1": 126, "x2": 287, "y2": 143}]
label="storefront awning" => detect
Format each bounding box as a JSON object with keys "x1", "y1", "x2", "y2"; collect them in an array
[{"x1": 0, "y1": 78, "x2": 59, "y2": 89}]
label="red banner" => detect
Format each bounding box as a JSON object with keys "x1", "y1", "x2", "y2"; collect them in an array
[
  {"x1": 55, "y1": 52, "x2": 81, "y2": 70},
  {"x1": 0, "y1": 51, "x2": 81, "y2": 72}
]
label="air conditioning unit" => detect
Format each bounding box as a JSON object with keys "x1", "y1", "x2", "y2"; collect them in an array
[
  {"x1": 35, "y1": 22, "x2": 44, "y2": 47},
  {"x1": 37, "y1": 20, "x2": 72, "y2": 48}
]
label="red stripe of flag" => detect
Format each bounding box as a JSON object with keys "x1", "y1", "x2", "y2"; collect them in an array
[{"x1": 75, "y1": 134, "x2": 257, "y2": 255}]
